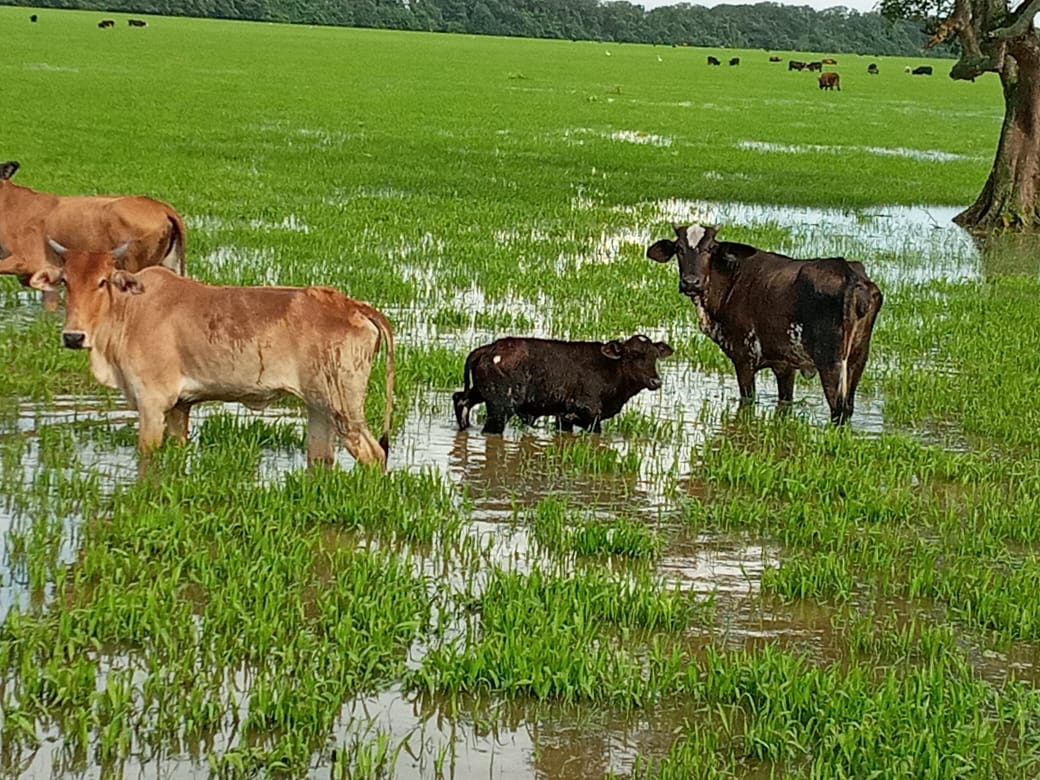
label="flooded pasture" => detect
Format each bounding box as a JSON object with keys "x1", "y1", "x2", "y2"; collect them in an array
[{"x1": 2, "y1": 201, "x2": 1035, "y2": 779}]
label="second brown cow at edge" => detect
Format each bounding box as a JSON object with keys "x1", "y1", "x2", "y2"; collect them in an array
[
  {"x1": 818, "y1": 72, "x2": 840, "y2": 90},
  {"x1": 646, "y1": 225, "x2": 882, "y2": 424}
]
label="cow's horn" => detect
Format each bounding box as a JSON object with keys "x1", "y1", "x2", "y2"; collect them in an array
[
  {"x1": 47, "y1": 238, "x2": 68, "y2": 256},
  {"x1": 111, "y1": 242, "x2": 130, "y2": 260}
]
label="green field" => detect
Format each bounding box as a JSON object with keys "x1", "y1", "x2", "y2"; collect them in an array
[{"x1": 7, "y1": 6, "x2": 1040, "y2": 779}]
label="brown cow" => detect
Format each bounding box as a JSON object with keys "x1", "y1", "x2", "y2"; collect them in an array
[
  {"x1": 98, "y1": 19, "x2": 114, "y2": 27},
  {"x1": 867, "y1": 63, "x2": 879, "y2": 75},
  {"x1": 807, "y1": 61, "x2": 823, "y2": 71},
  {"x1": 788, "y1": 60, "x2": 807, "y2": 71},
  {"x1": 769, "y1": 55, "x2": 781, "y2": 62},
  {"x1": 818, "y1": 72, "x2": 840, "y2": 90},
  {"x1": 646, "y1": 225, "x2": 882, "y2": 424},
  {"x1": 0, "y1": 161, "x2": 186, "y2": 311},
  {"x1": 821, "y1": 58, "x2": 837, "y2": 64},
  {"x1": 128, "y1": 18, "x2": 148, "y2": 26},
  {"x1": 31, "y1": 243, "x2": 394, "y2": 470}
]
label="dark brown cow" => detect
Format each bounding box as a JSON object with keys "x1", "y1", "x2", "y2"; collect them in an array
[
  {"x1": 707, "y1": 56, "x2": 721, "y2": 65},
  {"x1": 0, "y1": 161, "x2": 186, "y2": 310},
  {"x1": 867, "y1": 62, "x2": 879, "y2": 75},
  {"x1": 453, "y1": 335, "x2": 673, "y2": 434},
  {"x1": 729, "y1": 57, "x2": 740, "y2": 66},
  {"x1": 788, "y1": 60, "x2": 807, "y2": 71},
  {"x1": 98, "y1": 19, "x2": 114, "y2": 28},
  {"x1": 912, "y1": 65, "x2": 933, "y2": 75},
  {"x1": 30, "y1": 14, "x2": 38, "y2": 22},
  {"x1": 646, "y1": 225, "x2": 882, "y2": 424},
  {"x1": 31, "y1": 243, "x2": 395, "y2": 470},
  {"x1": 807, "y1": 61, "x2": 823, "y2": 71},
  {"x1": 769, "y1": 55, "x2": 781, "y2": 62},
  {"x1": 128, "y1": 18, "x2": 148, "y2": 26},
  {"x1": 818, "y1": 72, "x2": 840, "y2": 90}
]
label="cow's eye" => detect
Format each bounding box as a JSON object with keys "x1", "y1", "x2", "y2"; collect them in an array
[{"x1": 97, "y1": 278, "x2": 107, "y2": 289}]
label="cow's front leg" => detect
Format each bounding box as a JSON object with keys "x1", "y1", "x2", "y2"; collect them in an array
[
  {"x1": 481, "y1": 403, "x2": 509, "y2": 435},
  {"x1": 733, "y1": 361, "x2": 756, "y2": 404},
  {"x1": 817, "y1": 364, "x2": 849, "y2": 424},
  {"x1": 136, "y1": 402, "x2": 168, "y2": 459}
]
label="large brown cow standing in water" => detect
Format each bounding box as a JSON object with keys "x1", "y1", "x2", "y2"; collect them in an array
[
  {"x1": 0, "y1": 161, "x2": 186, "y2": 310},
  {"x1": 31, "y1": 243, "x2": 395, "y2": 470},
  {"x1": 646, "y1": 225, "x2": 882, "y2": 424}
]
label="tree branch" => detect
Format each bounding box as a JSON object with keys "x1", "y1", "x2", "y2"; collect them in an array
[{"x1": 989, "y1": 0, "x2": 1040, "y2": 39}]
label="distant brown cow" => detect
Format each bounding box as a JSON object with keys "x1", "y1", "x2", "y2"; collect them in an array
[
  {"x1": 821, "y1": 58, "x2": 837, "y2": 64},
  {"x1": 98, "y1": 19, "x2": 114, "y2": 27},
  {"x1": 646, "y1": 225, "x2": 882, "y2": 424},
  {"x1": 729, "y1": 57, "x2": 740, "y2": 66},
  {"x1": 769, "y1": 55, "x2": 781, "y2": 62},
  {"x1": 912, "y1": 65, "x2": 933, "y2": 75},
  {"x1": 788, "y1": 60, "x2": 807, "y2": 71},
  {"x1": 32, "y1": 244, "x2": 395, "y2": 470},
  {"x1": 807, "y1": 61, "x2": 823, "y2": 71},
  {"x1": 0, "y1": 161, "x2": 186, "y2": 311},
  {"x1": 818, "y1": 72, "x2": 840, "y2": 90},
  {"x1": 128, "y1": 18, "x2": 147, "y2": 26},
  {"x1": 867, "y1": 62, "x2": 879, "y2": 75},
  {"x1": 707, "y1": 56, "x2": 721, "y2": 65}
]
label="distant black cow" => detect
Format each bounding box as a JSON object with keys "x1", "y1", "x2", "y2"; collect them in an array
[
  {"x1": 912, "y1": 65, "x2": 933, "y2": 75},
  {"x1": 453, "y1": 335, "x2": 674, "y2": 434},
  {"x1": 807, "y1": 61, "x2": 823, "y2": 71},
  {"x1": 867, "y1": 62, "x2": 879, "y2": 75},
  {"x1": 707, "y1": 56, "x2": 721, "y2": 65},
  {"x1": 788, "y1": 60, "x2": 807, "y2": 71},
  {"x1": 30, "y1": 14, "x2": 37, "y2": 22},
  {"x1": 818, "y1": 72, "x2": 840, "y2": 90},
  {"x1": 128, "y1": 18, "x2": 147, "y2": 26},
  {"x1": 98, "y1": 19, "x2": 115, "y2": 28},
  {"x1": 729, "y1": 57, "x2": 740, "y2": 66},
  {"x1": 646, "y1": 225, "x2": 882, "y2": 424}
]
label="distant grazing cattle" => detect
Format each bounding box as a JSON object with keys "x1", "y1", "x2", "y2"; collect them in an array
[
  {"x1": 912, "y1": 65, "x2": 933, "y2": 75},
  {"x1": 32, "y1": 244, "x2": 395, "y2": 470},
  {"x1": 646, "y1": 225, "x2": 882, "y2": 424},
  {"x1": 818, "y1": 72, "x2": 840, "y2": 90},
  {"x1": 707, "y1": 56, "x2": 721, "y2": 65},
  {"x1": 30, "y1": 14, "x2": 37, "y2": 22},
  {"x1": 98, "y1": 19, "x2": 114, "y2": 27},
  {"x1": 788, "y1": 60, "x2": 807, "y2": 71},
  {"x1": 128, "y1": 18, "x2": 148, "y2": 26},
  {"x1": 0, "y1": 160, "x2": 186, "y2": 311},
  {"x1": 453, "y1": 335, "x2": 673, "y2": 434},
  {"x1": 769, "y1": 55, "x2": 782, "y2": 62},
  {"x1": 821, "y1": 58, "x2": 837, "y2": 65},
  {"x1": 729, "y1": 57, "x2": 740, "y2": 66},
  {"x1": 807, "y1": 61, "x2": 823, "y2": 71},
  {"x1": 867, "y1": 62, "x2": 879, "y2": 75}
]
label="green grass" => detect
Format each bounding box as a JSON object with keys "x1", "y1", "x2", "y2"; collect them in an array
[{"x1": 7, "y1": 5, "x2": 1040, "y2": 779}]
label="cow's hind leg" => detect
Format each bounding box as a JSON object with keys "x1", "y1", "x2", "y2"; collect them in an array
[
  {"x1": 165, "y1": 401, "x2": 192, "y2": 443},
  {"x1": 331, "y1": 398, "x2": 387, "y2": 470},
  {"x1": 306, "y1": 405, "x2": 337, "y2": 469}
]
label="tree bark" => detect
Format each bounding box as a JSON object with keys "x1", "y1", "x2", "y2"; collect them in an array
[{"x1": 956, "y1": 37, "x2": 1040, "y2": 230}]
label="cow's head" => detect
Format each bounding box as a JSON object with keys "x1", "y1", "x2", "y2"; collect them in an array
[
  {"x1": 0, "y1": 161, "x2": 20, "y2": 181},
  {"x1": 646, "y1": 224, "x2": 719, "y2": 299},
  {"x1": 602, "y1": 334, "x2": 674, "y2": 390},
  {"x1": 29, "y1": 239, "x2": 143, "y2": 349}
]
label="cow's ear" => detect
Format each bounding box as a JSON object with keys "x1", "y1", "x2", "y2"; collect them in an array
[
  {"x1": 656, "y1": 342, "x2": 675, "y2": 359},
  {"x1": 29, "y1": 266, "x2": 63, "y2": 292},
  {"x1": 0, "y1": 161, "x2": 20, "y2": 181},
  {"x1": 110, "y1": 270, "x2": 145, "y2": 295},
  {"x1": 646, "y1": 239, "x2": 676, "y2": 263},
  {"x1": 601, "y1": 341, "x2": 624, "y2": 360}
]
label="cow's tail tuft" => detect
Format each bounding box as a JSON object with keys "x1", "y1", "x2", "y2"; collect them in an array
[{"x1": 838, "y1": 279, "x2": 881, "y2": 408}]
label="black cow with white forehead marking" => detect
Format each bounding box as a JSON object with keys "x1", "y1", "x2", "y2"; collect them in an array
[
  {"x1": 646, "y1": 225, "x2": 882, "y2": 423},
  {"x1": 453, "y1": 335, "x2": 674, "y2": 434}
]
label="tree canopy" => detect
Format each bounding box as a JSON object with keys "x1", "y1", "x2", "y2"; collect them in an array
[{"x1": 12, "y1": 0, "x2": 945, "y2": 57}]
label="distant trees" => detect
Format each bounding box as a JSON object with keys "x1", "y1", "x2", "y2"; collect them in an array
[{"x1": 16, "y1": 0, "x2": 943, "y2": 58}]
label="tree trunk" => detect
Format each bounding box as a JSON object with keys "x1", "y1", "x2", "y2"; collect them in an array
[{"x1": 956, "y1": 37, "x2": 1040, "y2": 231}]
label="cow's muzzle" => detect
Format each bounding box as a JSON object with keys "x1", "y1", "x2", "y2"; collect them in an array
[
  {"x1": 679, "y1": 275, "x2": 704, "y2": 297},
  {"x1": 62, "y1": 331, "x2": 86, "y2": 350},
  {"x1": 647, "y1": 377, "x2": 662, "y2": 391}
]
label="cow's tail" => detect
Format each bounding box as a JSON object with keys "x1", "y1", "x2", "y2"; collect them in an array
[
  {"x1": 838, "y1": 279, "x2": 881, "y2": 405},
  {"x1": 366, "y1": 307, "x2": 396, "y2": 458},
  {"x1": 160, "y1": 207, "x2": 187, "y2": 275}
]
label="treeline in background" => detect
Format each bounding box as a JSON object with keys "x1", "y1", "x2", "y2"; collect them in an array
[{"x1": 8, "y1": 0, "x2": 944, "y2": 57}]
